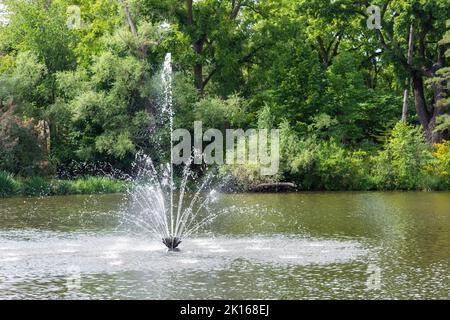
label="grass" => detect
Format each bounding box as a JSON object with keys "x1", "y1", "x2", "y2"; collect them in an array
[
  {"x1": 0, "y1": 171, "x2": 21, "y2": 197},
  {"x1": 68, "y1": 176, "x2": 128, "y2": 194},
  {"x1": 22, "y1": 176, "x2": 53, "y2": 196},
  {"x1": 0, "y1": 171, "x2": 129, "y2": 198}
]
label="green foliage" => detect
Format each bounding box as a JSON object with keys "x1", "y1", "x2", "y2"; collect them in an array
[
  {"x1": 248, "y1": 27, "x2": 324, "y2": 128},
  {"x1": 433, "y1": 20, "x2": 450, "y2": 132},
  {"x1": 51, "y1": 179, "x2": 74, "y2": 195},
  {"x1": 50, "y1": 21, "x2": 166, "y2": 164},
  {"x1": 428, "y1": 141, "x2": 450, "y2": 189},
  {"x1": 68, "y1": 176, "x2": 128, "y2": 194},
  {"x1": 372, "y1": 122, "x2": 433, "y2": 190},
  {"x1": 1, "y1": 0, "x2": 450, "y2": 192},
  {"x1": 0, "y1": 173, "x2": 129, "y2": 197},
  {"x1": 219, "y1": 163, "x2": 281, "y2": 192},
  {"x1": 279, "y1": 122, "x2": 371, "y2": 191},
  {"x1": 67, "y1": 0, "x2": 122, "y2": 66},
  {"x1": 22, "y1": 176, "x2": 52, "y2": 196},
  {"x1": 257, "y1": 104, "x2": 274, "y2": 130},
  {"x1": 194, "y1": 95, "x2": 250, "y2": 129},
  {"x1": 0, "y1": 107, "x2": 45, "y2": 175},
  {"x1": 323, "y1": 53, "x2": 371, "y2": 142},
  {"x1": 0, "y1": 171, "x2": 20, "y2": 197},
  {"x1": 272, "y1": 121, "x2": 449, "y2": 191},
  {"x1": 4, "y1": 0, "x2": 77, "y2": 74},
  {"x1": 1, "y1": 51, "x2": 48, "y2": 112}
]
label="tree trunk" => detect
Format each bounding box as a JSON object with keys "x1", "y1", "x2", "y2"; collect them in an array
[
  {"x1": 186, "y1": 0, "x2": 204, "y2": 92},
  {"x1": 412, "y1": 71, "x2": 447, "y2": 143},
  {"x1": 194, "y1": 63, "x2": 203, "y2": 92},
  {"x1": 402, "y1": 24, "x2": 414, "y2": 122},
  {"x1": 412, "y1": 72, "x2": 430, "y2": 130},
  {"x1": 124, "y1": 4, "x2": 137, "y2": 37},
  {"x1": 402, "y1": 79, "x2": 410, "y2": 122},
  {"x1": 426, "y1": 115, "x2": 445, "y2": 144},
  {"x1": 120, "y1": 1, "x2": 155, "y2": 119},
  {"x1": 193, "y1": 39, "x2": 204, "y2": 92},
  {"x1": 186, "y1": 0, "x2": 193, "y2": 25}
]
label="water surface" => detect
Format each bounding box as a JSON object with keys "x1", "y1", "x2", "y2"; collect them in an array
[{"x1": 0, "y1": 192, "x2": 449, "y2": 299}]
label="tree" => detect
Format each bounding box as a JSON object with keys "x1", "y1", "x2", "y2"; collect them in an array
[
  {"x1": 138, "y1": 0, "x2": 274, "y2": 95},
  {"x1": 53, "y1": 25, "x2": 165, "y2": 164},
  {"x1": 430, "y1": 19, "x2": 450, "y2": 135},
  {"x1": 305, "y1": 0, "x2": 449, "y2": 143},
  {"x1": 1, "y1": 0, "x2": 79, "y2": 165}
]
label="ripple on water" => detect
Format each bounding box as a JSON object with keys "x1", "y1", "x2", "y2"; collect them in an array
[
  {"x1": 0, "y1": 231, "x2": 368, "y2": 279},
  {"x1": 0, "y1": 236, "x2": 371, "y2": 298}
]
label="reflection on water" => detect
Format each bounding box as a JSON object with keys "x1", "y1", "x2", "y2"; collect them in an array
[{"x1": 0, "y1": 192, "x2": 449, "y2": 299}]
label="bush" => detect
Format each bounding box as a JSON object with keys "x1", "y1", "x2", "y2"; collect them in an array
[
  {"x1": 279, "y1": 122, "x2": 371, "y2": 190},
  {"x1": 315, "y1": 145, "x2": 372, "y2": 190},
  {"x1": 22, "y1": 176, "x2": 52, "y2": 196},
  {"x1": 219, "y1": 163, "x2": 281, "y2": 191},
  {"x1": 289, "y1": 140, "x2": 372, "y2": 190},
  {"x1": 0, "y1": 171, "x2": 20, "y2": 197},
  {"x1": 0, "y1": 172, "x2": 129, "y2": 197},
  {"x1": 277, "y1": 121, "x2": 449, "y2": 190},
  {"x1": 193, "y1": 95, "x2": 250, "y2": 129},
  {"x1": 51, "y1": 180, "x2": 74, "y2": 195},
  {"x1": 0, "y1": 106, "x2": 46, "y2": 176},
  {"x1": 427, "y1": 141, "x2": 450, "y2": 189},
  {"x1": 371, "y1": 122, "x2": 432, "y2": 190},
  {"x1": 70, "y1": 176, "x2": 128, "y2": 194}
]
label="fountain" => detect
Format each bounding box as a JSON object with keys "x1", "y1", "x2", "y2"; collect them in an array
[
  {"x1": 162, "y1": 236, "x2": 182, "y2": 251},
  {"x1": 124, "y1": 53, "x2": 220, "y2": 251}
]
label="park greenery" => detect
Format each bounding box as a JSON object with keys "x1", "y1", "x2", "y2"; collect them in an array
[
  {"x1": 0, "y1": 170, "x2": 128, "y2": 197},
  {"x1": 0, "y1": 0, "x2": 449, "y2": 195}
]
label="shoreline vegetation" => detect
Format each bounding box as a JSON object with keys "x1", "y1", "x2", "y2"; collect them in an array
[
  {"x1": 222, "y1": 123, "x2": 450, "y2": 192},
  {"x1": 2, "y1": 171, "x2": 450, "y2": 199},
  {"x1": 0, "y1": 172, "x2": 129, "y2": 197},
  {"x1": 2, "y1": 123, "x2": 450, "y2": 198},
  {"x1": 2, "y1": 126, "x2": 450, "y2": 198}
]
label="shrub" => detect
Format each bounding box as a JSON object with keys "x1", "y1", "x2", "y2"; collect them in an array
[
  {"x1": 51, "y1": 180, "x2": 74, "y2": 195},
  {"x1": 315, "y1": 145, "x2": 372, "y2": 190},
  {"x1": 0, "y1": 172, "x2": 129, "y2": 197},
  {"x1": 219, "y1": 163, "x2": 281, "y2": 191},
  {"x1": 279, "y1": 122, "x2": 371, "y2": 190},
  {"x1": 193, "y1": 95, "x2": 250, "y2": 128},
  {"x1": 0, "y1": 106, "x2": 46, "y2": 176},
  {"x1": 0, "y1": 171, "x2": 20, "y2": 197},
  {"x1": 372, "y1": 122, "x2": 432, "y2": 190},
  {"x1": 70, "y1": 176, "x2": 128, "y2": 194},
  {"x1": 427, "y1": 141, "x2": 450, "y2": 189},
  {"x1": 22, "y1": 176, "x2": 52, "y2": 196}
]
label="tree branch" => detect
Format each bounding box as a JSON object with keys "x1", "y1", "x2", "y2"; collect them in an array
[{"x1": 122, "y1": 1, "x2": 137, "y2": 37}]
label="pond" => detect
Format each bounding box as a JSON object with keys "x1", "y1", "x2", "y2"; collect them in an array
[{"x1": 0, "y1": 192, "x2": 449, "y2": 299}]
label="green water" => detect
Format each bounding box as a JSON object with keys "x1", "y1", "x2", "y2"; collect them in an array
[{"x1": 0, "y1": 192, "x2": 449, "y2": 299}]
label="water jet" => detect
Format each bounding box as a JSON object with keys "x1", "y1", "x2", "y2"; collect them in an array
[{"x1": 124, "y1": 53, "x2": 221, "y2": 252}]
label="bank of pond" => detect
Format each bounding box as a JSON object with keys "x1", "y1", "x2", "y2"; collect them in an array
[
  {"x1": 1, "y1": 170, "x2": 450, "y2": 199},
  {"x1": 0, "y1": 172, "x2": 129, "y2": 197}
]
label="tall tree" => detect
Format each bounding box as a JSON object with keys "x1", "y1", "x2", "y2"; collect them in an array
[
  {"x1": 307, "y1": 0, "x2": 450, "y2": 143},
  {"x1": 402, "y1": 24, "x2": 414, "y2": 122}
]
